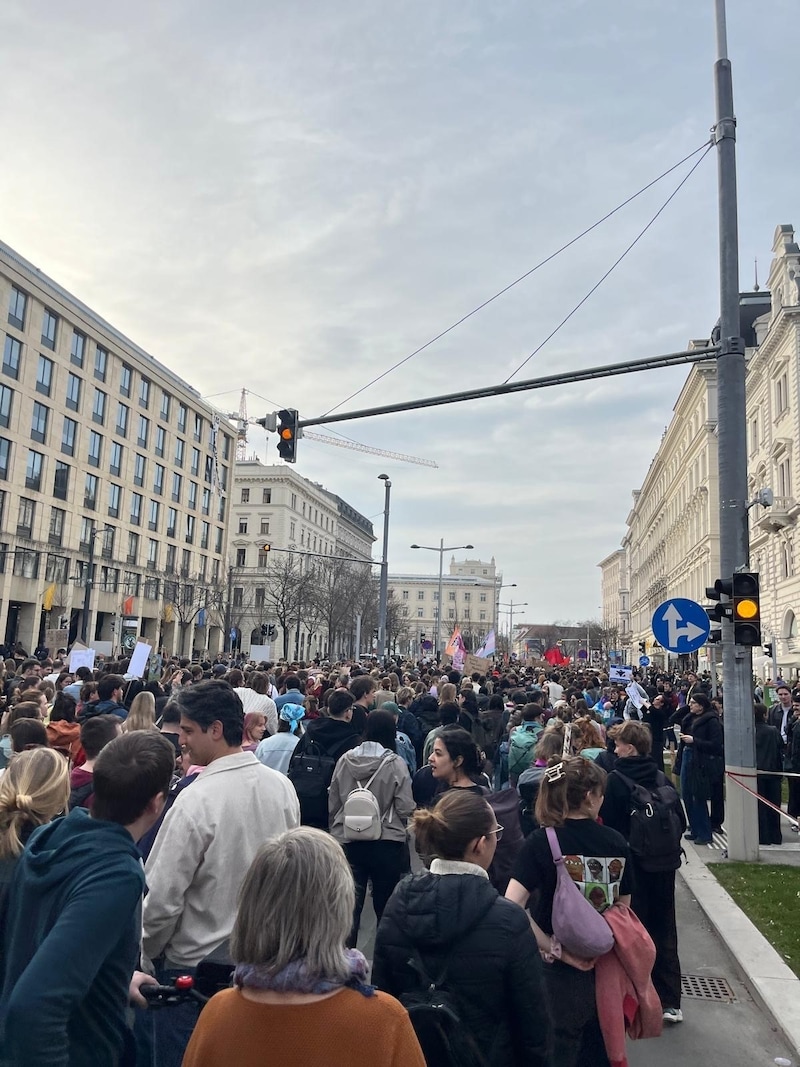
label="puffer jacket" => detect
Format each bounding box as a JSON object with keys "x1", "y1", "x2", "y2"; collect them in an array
[
  {"x1": 328, "y1": 742, "x2": 414, "y2": 844},
  {"x1": 373, "y1": 868, "x2": 551, "y2": 1067}
]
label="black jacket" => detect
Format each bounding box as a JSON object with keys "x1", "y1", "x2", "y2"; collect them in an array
[
  {"x1": 373, "y1": 870, "x2": 551, "y2": 1067},
  {"x1": 676, "y1": 709, "x2": 724, "y2": 779},
  {"x1": 292, "y1": 716, "x2": 360, "y2": 763},
  {"x1": 600, "y1": 755, "x2": 685, "y2": 840}
]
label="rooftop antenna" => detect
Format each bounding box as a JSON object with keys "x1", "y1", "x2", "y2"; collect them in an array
[{"x1": 753, "y1": 257, "x2": 759, "y2": 292}]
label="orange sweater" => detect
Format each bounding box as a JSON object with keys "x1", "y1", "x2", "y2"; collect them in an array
[{"x1": 182, "y1": 986, "x2": 426, "y2": 1067}]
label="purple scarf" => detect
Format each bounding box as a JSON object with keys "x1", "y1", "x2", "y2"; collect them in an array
[{"x1": 234, "y1": 948, "x2": 374, "y2": 998}]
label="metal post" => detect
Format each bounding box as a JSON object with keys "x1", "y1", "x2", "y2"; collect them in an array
[
  {"x1": 376, "y1": 475, "x2": 391, "y2": 663},
  {"x1": 355, "y1": 612, "x2": 362, "y2": 658},
  {"x1": 713, "y1": 0, "x2": 758, "y2": 861},
  {"x1": 224, "y1": 565, "x2": 233, "y2": 654},
  {"x1": 80, "y1": 530, "x2": 97, "y2": 644},
  {"x1": 436, "y1": 538, "x2": 445, "y2": 657}
]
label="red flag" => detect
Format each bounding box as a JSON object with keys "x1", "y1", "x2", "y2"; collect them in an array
[{"x1": 123, "y1": 595, "x2": 134, "y2": 616}]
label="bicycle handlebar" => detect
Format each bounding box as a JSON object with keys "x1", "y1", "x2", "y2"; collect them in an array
[{"x1": 140, "y1": 975, "x2": 209, "y2": 1009}]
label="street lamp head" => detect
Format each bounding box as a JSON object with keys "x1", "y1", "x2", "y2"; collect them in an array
[
  {"x1": 378, "y1": 473, "x2": 390, "y2": 481},
  {"x1": 410, "y1": 544, "x2": 420, "y2": 549},
  {"x1": 465, "y1": 544, "x2": 474, "y2": 550}
]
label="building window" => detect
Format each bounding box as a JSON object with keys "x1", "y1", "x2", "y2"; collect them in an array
[
  {"x1": 144, "y1": 576, "x2": 160, "y2": 600},
  {"x1": 25, "y1": 449, "x2": 44, "y2": 492},
  {"x1": 778, "y1": 456, "x2": 792, "y2": 499},
  {"x1": 776, "y1": 372, "x2": 789, "y2": 415},
  {"x1": 255, "y1": 586, "x2": 265, "y2": 608},
  {"x1": 200, "y1": 521, "x2": 209, "y2": 549},
  {"x1": 36, "y1": 355, "x2": 53, "y2": 396},
  {"x1": 222, "y1": 434, "x2": 230, "y2": 461},
  {"x1": 139, "y1": 377, "x2": 150, "y2": 408},
  {"x1": 94, "y1": 346, "x2": 108, "y2": 381},
  {"x1": 46, "y1": 552, "x2": 68, "y2": 583},
  {"x1": 417, "y1": 608, "x2": 424, "y2": 618},
  {"x1": 448, "y1": 609, "x2": 455, "y2": 619},
  {"x1": 401, "y1": 590, "x2": 409, "y2": 600},
  {"x1": 194, "y1": 412, "x2": 202, "y2": 442},
  {"x1": 160, "y1": 391, "x2": 171, "y2": 420},
  {"x1": 172, "y1": 472, "x2": 182, "y2": 503},
  {"x1": 133, "y1": 453, "x2": 146, "y2": 487},
  {"x1": 174, "y1": 438, "x2": 184, "y2": 467},
  {"x1": 120, "y1": 363, "x2": 132, "y2": 397},
  {"x1": 53, "y1": 460, "x2": 69, "y2": 500},
  {"x1": 464, "y1": 592, "x2": 471, "y2": 602},
  {"x1": 87, "y1": 430, "x2": 102, "y2": 468},
  {"x1": 155, "y1": 425, "x2": 165, "y2": 458},
  {"x1": 137, "y1": 415, "x2": 149, "y2": 448},
  {"x1": 0, "y1": 385, "x2": 11, "y2": 430},
  {"x1": 41, "y1": 309, "x2": 57, "y2": 350},
  {"x1": 262, "y1": 488, "x2": 271, "y2": 504},
  {"x1": 153, "y1": 463, "x2": 165, "y2": 495},
  {"x1": 70, "y1": 330, "x2": 85, "y2": 368},
  {"x1": 417, "y1": 590, "x2": 425, "y2": 601},
  {"x1": 188, "y1": 482, "x2": 197, "y2": 510},
  {"x1": 127, "y1": 531, "x2": 139, "y2": 564},
  {"x1": 167, "y1": 508, "x2": 177, "y2": 538},
  {"x1": 185, "y1": 515, "x2": 195, "y2": 544},
  {"x1": 31, "y1": 401, "x2": 49, "y2": 444},
  {"x1": 100, "y1": 526, "x2": 115, "y2": 559},
  {"x1": 7, "y1": 287, "x2": 26, "y2": 330},
  {"x1": 84, "y1": 473, "x2": 98, "y2": 511},
  {"x1": 148, "y1": 499, "x2": 160, "y2": 531},
  {"x1": 238, "y1": 518, "x2": 248, "y2": 534},
  {"x1": 201, "y1": 488, "x2": 211, "y2": 515},
  {"x1": 291, "y1": 493, "x2": 297, "y2": 510},
  {"x1": 236, "y1": 548, "x2": 246, "y2": 567},
  {"x1": 116, "y1": 402, "x2": 129, "y2": 437},
  {"x1": 289, "y1": 520, "x2": 296, "y2": 539},
  {"x1": 125, "y1": 571, "x2": 141, "y2": 597},
  {"x1": 480, "y1": 593, "x2": 487, "y2": 603},
  {"x1": 165, "y1": 551, "x2": 177, "y2": 579},
  {"x1": 66, "y1": 372, "x2": 81, "y2": 411},
  {"x1": 0, "y1": 437, "x2": 10, "y2": 481},
  {"x1": 241, "y1": 488, "x2": 250, "y2": 503},
  {"x1": 177, "y1": 403, "x2": 187, "y2": 433},
  {"x1": 108, "y1": 483, "x2": 121, "y2": 518},
  {"x1": 260, "y1": 519, "x2": 269, "y2": 535},
  {"x1": 464, "y1": 608, "x2": 471, "y2": 620},
  {"x1": 215, "y1": 527, "x2": 223, "y2": 553},
  {"x1": 480, "y1": 611, "x2": 486, "y2": 621},
  {"x1": 191, "y1": 447, "x2": 200, "y2": 476},
  {"x1": 92, "y1": 388, "x2": 106, "y2": 425},
  {"x1": 198, "y1": 555, "x2": 207, "y2": 581},
  {"x1": 13, "y1": 549, "x2": 39, "y2": 579},
  {"x1": 101, "y1": 566, "x2": 119, "y2": 592},
  {"x1": 233, "y1": 586, "x2": 243, "y2": 608},
  {"x1": 448, "y1": 591, "x2": 455, "y2": 601},
  {"x1": 109, "y1": 441, "x2": 122, "y2": 477},
  {"x1": 3, "y1": 336, "x2": 21, "y2": 379},
  {"x1": 61, "y1": 416, "x2": 77, "y2": 456},
  {"x1": 130, "y1": 492, "x2": 142, "y2": 526},
  {"x1": 17, "y1": 497, "x2": 35, "y2": 537},
  {"x1": 147, "y1": 539, "x2": 159, "y2": 569}
]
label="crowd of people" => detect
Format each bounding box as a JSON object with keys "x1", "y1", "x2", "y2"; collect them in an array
[{"x1": 0, "y1": 647, "x2": 789, "y2": 1065}]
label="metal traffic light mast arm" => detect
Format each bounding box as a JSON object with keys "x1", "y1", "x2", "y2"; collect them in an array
[{"x1": 287, "y1": 346, "x2": 719, "y2": 430}]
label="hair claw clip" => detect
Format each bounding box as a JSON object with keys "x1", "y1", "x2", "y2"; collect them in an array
[{"x1": 544, "y1": 762, "x2": 566, "y2": 783}]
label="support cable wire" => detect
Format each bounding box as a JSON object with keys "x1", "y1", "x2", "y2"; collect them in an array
[
  {"x1": 502, "y1": 142, "x2": 714, "y2": 383},
  {"x1": 319, "y1": 140, "x2": 713, "y2": 418}
]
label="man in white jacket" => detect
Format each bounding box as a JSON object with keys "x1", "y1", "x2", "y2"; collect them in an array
[{"x1": 142, "y1": 680, "x2": 300, "y2": 1067}]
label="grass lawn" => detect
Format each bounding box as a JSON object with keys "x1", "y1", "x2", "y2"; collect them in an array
[{"x1": 711, "y1": 863, "x2": 800, "y2": 977}]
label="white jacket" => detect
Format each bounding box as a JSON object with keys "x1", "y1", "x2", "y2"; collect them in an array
[
  {"x1": 143, "y1": 750, "x2": 300, "y2": 967},
  {"x1": 234, "y1": 687, "x2": 278, "y2": 734}
]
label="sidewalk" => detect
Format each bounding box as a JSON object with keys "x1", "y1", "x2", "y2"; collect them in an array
[{"x1": 680, "y1": 837, "x2": 800, "y2": 1055}]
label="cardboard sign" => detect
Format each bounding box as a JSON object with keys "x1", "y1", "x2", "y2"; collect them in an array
[
  {"x1": 69, "y1": 648, "x2": 96, "y2": 672},
  {"x1": 463, "y1": 653, "x2": 491, "y2": 676},
  {"x1": 44, "y1": 628, "x2": 68, "y2": 655},
  {"x1": 608, "y1": 665, "x2": 633, "y2": 683}
]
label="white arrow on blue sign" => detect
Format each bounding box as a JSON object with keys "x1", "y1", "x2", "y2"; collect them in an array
[
  {"x1": 651, "y1": 598, "x2": 711, "y2": 654},
  {"x1": 639, "y1": 655, "x2": 651, "y2": 667}
]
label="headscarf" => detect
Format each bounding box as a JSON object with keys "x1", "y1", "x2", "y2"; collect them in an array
[{"x1": 279, "y1": 702, "x2": 305, "y2": 734}]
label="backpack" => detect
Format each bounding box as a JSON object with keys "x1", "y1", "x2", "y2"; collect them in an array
[
  {"x1": 400, "y1": 945, "x2": 489, "y2": 1067},
  {"x1": 614, "y1": 770, "x2": 685, "y2": 872},
  {"x1": 287, "y1": 739, "x2": 337, "y2": 828},
  {"x1": 508, "y1": 723, "x2": 542, "y2": 777},
  {"x1": 342, "y1": 754, "x2": 393, "y2": 841},
  {"x1": 484, "y1": 786, "x2": 525, "y2": 894}
]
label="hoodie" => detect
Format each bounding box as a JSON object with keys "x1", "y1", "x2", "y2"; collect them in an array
[
  {"x1": 77, "y1": 698, "x2": 127, "y2": 723},
  {"x1": 0, "y1": 807, "x2": 145, "y2": 1067},
  {"x1": 328, "y1": 742, "x2": 414, "y2": 843},
  {"x1": 600, "y1": 755, "x2": 685, "y2": 841},
  {"x1": 372, "y1": 869, "x2": 551, "y2": 1067},
  {"x1": 45, "y1": 719, "x2": 81, "y2": 761}
]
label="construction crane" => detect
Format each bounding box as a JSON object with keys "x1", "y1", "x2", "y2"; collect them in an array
[{"x1": 226, "y1": 389, "x2": 438, "y2": 468}]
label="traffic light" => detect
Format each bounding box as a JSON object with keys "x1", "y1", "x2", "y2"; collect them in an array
[
  {"x1": 276, "y1": 409, "x2": 299, "y2": 463},
  {"x1": 260, "y1": 624, "x2": 268, "y2": 637},
  {"x1": 639, "y1": 641, "x2": 646, "y2": 654},
  {"x1": 764, "y1": 641, "x2": 775, "y2": 659},
  {"x1": 731, "y1": 572, "x2": 761, "y2": 646},
  {"x1": 267, "y1": 624, "x2": 276, "y2": 639}
]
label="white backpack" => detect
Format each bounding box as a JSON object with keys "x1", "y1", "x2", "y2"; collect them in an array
[{"x1": 342, "y1": 754, "x2": 394, "y2": 841}]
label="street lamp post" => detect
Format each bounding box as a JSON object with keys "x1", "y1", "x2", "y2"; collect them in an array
[
  {"x1": 376, "y1": 475, "x2": 392, "y2": 663},
  {"x1": 410, "y1": 539, "x2": 474, "y2": 656},
  {"x1": 500, "y1": 599, "x2": 528, "y2": 658},
  {"x1": 495, "y1": 580, "x2": 517, "y2": 637},
  {"x1": 80, "y1": 526, "x2": 108, "y2": 644}
]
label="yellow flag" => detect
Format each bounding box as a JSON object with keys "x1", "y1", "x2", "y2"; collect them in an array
[
  {"x1": 43, "y1": 583, "x2": 56, "y2": 612},
  {"x1": 163, "y1": 602, "x2": 174, "y2": 623}
]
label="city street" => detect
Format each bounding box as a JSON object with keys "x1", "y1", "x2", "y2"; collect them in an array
[{"x1": 357, "y1": 873, "x2": 796, "y2": 1066}]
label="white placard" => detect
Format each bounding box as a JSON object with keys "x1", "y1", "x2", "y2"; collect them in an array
[
  {"x1": 69, "y1": 648, "x2": 96, "y2": 672},
  {"x1": 248, "y1": 644, "x2": 272, "y2": 662},
  {"x1": 127, "y1": 641, "x2": 152, "y2": 679},
  {"x1": 608, "y1": 665, "x2": 633, "y2": 683},
  {"x1": 625, "y1": 682, "x2": 648, "y2": 710}
]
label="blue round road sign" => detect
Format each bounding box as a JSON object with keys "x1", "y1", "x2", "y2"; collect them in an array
[
  {"x1": 651, "y1": 598, "x2": 711, "y2": 654},
  {"x1": 639, "y1": 655, "x2": 650, "y2": 667}
]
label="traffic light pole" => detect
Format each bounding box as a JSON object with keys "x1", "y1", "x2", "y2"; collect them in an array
[{"x1": 713, "y1": 0, "x2": 758, "y2": 861}]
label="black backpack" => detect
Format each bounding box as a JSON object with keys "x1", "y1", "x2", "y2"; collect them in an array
[
  {"x1": 287, "y1": 739, "x2": 337, "y2": 829},
  {"x1": 615, "y1": 770, "x2": 685, "y2": 872},
  {"x1": 400, "y1": 945, "x2": 488, "y2": 1067}
]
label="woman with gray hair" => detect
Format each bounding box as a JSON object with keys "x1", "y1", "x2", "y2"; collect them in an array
[{"x1": 182, "y1": 827, "x2": 425, "y2": 1067}]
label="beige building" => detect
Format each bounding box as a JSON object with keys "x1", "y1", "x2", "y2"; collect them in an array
[
  {"x1": 0, "y1": 239, "x2": 233, "y2": 658},
  {"x1": 387, "y1": 556, "x2": 500, "y2": 656},
  {"x1": 231, "y1": 459, "x2": 375, "y2": 659},
  {"x1": 598, "y1": 547, "x2": 630, "y2": 650}
]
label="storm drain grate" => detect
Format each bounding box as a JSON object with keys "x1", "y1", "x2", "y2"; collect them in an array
[{"x1": 681, "y1": 974, "x2": 736, "y2": 1002}]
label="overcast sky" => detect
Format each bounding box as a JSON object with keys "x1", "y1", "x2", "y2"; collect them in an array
[{"x1": 1, "y1": 0, "x2": 797, "y2": 626}]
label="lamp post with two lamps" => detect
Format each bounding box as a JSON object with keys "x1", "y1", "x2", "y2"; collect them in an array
[
  {"x1": 410, "y1": 539, "x2": 474, "y2": 657},
  {"x1": 500, "y1": 599, "x2": 528, "y2": 658}
]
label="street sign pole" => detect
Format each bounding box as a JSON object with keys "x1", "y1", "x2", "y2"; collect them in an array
[{"x1": 713, "y1": 0, "x2": 758, "y2": 861}]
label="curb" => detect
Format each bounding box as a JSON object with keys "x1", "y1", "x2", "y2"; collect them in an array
[{"x1": 679, "y1": 848, "x2": 800, "y2": 1054}]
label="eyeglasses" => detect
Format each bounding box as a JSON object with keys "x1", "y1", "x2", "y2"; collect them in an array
[{"x1": 487, "y1": 824, "x2": 504, "y2": 842}]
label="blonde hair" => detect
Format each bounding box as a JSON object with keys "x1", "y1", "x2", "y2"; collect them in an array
[
  {"x1": 439, "y1": 682, "x2": 457, "y2": 705},
  {"x1": 231, "y1": 828, "x2": 354, "y2": 979},
  {"x1": 0, "y1": 748, "x2": 69, "y2": 859},
  {"x1": 124, "y1": 691, "x2": 157, "y2": 732}
]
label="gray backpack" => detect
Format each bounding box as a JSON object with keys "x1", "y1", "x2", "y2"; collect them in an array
[{"x1": 342, "y1": 754, "x2": 394, "y2": 841}]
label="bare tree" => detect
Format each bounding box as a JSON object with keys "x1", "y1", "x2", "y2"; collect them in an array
[
  {"x1": 262, "y1": 552, "x2": 305, "y2": 659},
  {"x1": 163, "y1": 579, "x2": 224, "y2": 657}
]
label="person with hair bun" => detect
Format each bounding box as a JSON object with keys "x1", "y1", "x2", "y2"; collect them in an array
[
  {"x1": 373, "y1": 789, "x2": 551, "y2": 1067},
  {"x1": 506, "y1": 756, "x2": 634, "y2": 1066},
  {"x1": 0, "y1": 747, "x2": 69, "y2": 907}
]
